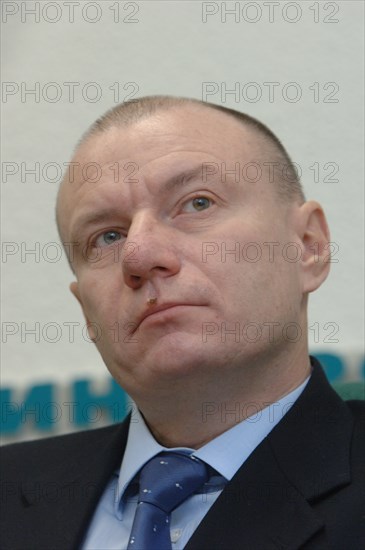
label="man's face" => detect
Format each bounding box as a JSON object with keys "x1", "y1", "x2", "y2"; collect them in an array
[{"x1": 58, "y1": 106, "x2": 310, "y2": 398}]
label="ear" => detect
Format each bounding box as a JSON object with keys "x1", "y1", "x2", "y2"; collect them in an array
[
  {"x1": 297, "y1": 201, "x2": 331, "y2": 294},
  {"x1": 70, "y1": 281, "x2": 97, "y2": 341}
]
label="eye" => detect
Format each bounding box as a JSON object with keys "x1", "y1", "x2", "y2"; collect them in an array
[
  {"x1": 95, "y1": 230, "x2": 122, "y2": 247},
  {"x1": 182, "y1": 196, "x2": 213, "y2": 213}
]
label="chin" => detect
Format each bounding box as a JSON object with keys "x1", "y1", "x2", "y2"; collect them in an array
[
  {"x1": 145, "y1": 332, "x2": 209, "y2": 373},
  {"x1": 110, "y1": 331, "x2": 217, "y2": 385}
]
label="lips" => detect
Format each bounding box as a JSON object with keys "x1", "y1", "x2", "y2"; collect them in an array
[{"x1": 135, "y1": 303, "x2": 200, "y2": 332}]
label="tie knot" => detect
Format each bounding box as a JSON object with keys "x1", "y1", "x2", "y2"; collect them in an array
[{"x1": 137, "y1": 452, "x2": 209, "y2": 514}]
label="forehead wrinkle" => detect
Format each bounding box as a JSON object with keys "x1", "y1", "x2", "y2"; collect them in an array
[{"x1": 158, "y1": 164, "x2": 212, "y2": 193}]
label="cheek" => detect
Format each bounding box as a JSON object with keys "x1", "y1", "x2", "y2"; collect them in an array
[
  {"x1": 201, "y1": 236, "x2": 302, "y2": 316},
  {"x1": 77, "y1": 273, "x2": 120, "y2": 325}
]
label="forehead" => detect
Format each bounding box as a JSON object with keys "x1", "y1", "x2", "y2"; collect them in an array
[
  {"x1": 57, "y1": 106, "x2": 263, "y2": 235},
  {"x1": 77, "y1": 106, "x2": 258, "y2": 168}
]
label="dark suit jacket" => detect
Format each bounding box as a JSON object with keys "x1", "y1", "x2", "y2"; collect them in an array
[{"x1": 1, "y1": 358, "x2": 364, "y2": 550}]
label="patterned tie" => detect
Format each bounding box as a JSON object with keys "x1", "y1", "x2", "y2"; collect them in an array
[{"x1": 127, "y1": 451, "x2": 209, "y2": 550}]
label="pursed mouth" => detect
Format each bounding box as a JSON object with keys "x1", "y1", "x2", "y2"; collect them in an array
[{"x1": 132, "y1": 304, "x2": 203, "y2": 334}]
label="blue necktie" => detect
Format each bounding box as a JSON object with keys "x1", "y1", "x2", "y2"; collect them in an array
[{"x1": 127, "y1": 452, "x2": 209, "y2": 550}]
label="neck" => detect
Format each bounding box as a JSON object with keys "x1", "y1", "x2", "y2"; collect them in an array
[{"x1": 135, "y1": 349, "x2": 312, "y2": 449}]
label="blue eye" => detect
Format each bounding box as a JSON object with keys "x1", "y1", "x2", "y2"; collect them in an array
[
  {"x1": 96, "y1": 231, "x2": 122, "y2": 247},
  {"x1": 184, "y1": 196, "x2": 212, "y2": 212}
]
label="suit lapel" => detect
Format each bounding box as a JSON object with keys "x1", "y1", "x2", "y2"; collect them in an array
[
  {"x1": 186, "y1": 438, "x2": 324, "y2": 550},
  {"x1": 186, "y1": 360, "x2": 353, "y2": 549},
  {"x1": 21, "y1": 417, "x2": 131, "y2": 549}
]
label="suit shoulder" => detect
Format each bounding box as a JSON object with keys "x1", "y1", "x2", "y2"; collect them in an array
[
  {"x1": 1, "y1": 422, "x2": 122, "y2": 454},
  {"x1": 0, "y1": 423, "x2": 124, "y2": 479},
  {"x1": 345, "y1": 399, "x2": 365, "y2": 429}
]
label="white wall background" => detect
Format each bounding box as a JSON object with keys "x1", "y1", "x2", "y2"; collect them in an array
[{"x1": 2, "y1": 2, "x2": 364, "y2": 398}]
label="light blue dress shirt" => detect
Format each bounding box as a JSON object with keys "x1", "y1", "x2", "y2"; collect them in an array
[{"x1": 82, "y1": 374, "x2": 310, "y2": 549}]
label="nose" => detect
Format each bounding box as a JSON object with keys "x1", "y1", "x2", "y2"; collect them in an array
[{"x1": 121, "y1": 213, "x2": 181, "y2": 289}]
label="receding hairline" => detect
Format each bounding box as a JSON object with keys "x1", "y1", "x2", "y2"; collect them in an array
[{"x1": 76, "y1": 95, "x2": 305, "y2": 204}]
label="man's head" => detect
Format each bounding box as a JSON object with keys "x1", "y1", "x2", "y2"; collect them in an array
[{"x1": 56, "y1": 96, "x2": 330, "y2": 404}]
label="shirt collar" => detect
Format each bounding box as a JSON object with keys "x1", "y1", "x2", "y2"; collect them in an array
[
  {"x1": 194, "y1": 374, "x2": 310, "y2": 480},
  {"x1": 114, "y1": 372, "x2": 310, "y2": 518}
]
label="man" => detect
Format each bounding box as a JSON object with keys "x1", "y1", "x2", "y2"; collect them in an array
[{"x1": 1, "y1": 96, "x2": 364, "y2": 549}]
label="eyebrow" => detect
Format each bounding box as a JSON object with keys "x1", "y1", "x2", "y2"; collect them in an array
[
  {"x1": 162, "y1": 165, "x2": 208, "y2": 192},
  {"x1": 69, "y1": 164, "x2": 214, "y2": 240}
]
